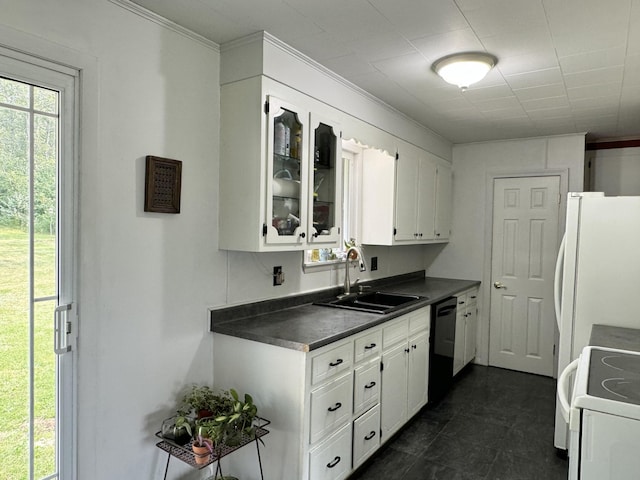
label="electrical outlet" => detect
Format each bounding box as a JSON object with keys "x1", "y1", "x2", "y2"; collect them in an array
[
  {"x1": 273, "y1": 266, "x2": 284, "y2": 286},
  {"x1": 371, "y1": 256, "x2": 378, "y2": 271}
]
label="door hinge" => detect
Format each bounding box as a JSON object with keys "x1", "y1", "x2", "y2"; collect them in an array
[
  {"x1": 262, "y1": 224, "x2": 267, "y2": 236},
  {"x1": 264, "y1": 100, "x2": 269, "y2": 115},
  {"x1": 380, "y1": 361, "x2": 384, "y2": 372},
  {"x1": 553, "y1": 344, "x2": 556, "y2": 355},
  {"x1": 393, "y1": 228, "x2": 397, "y2": 236},
  {"x1": 395, "y1": 152, "x2": 399, "y2": 160},
  {"x1": 338, "y1": 227, "x2": 340, "y2": 234}
]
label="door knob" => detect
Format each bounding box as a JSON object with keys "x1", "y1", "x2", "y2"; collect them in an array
[{"x1": 493, "y1": 281, "x2": 507, "y2": 289}]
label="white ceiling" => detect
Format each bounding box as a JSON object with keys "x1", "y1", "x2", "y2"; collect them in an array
[{"x1": 129, "y1": 0, "x2": 640, "y2": 144}]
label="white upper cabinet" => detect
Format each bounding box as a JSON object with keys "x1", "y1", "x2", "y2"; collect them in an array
[
  {"x1": 361, "y1": 142, "x2": 451, "y2": 246},
  {"x1": 435, "y1": 161, "x2": 452, "y2": 240},
  {"x1": 219, "y1": 77, "x2": 342, "y2": 251}
]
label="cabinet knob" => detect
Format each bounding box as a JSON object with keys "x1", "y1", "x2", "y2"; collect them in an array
[
  {"x1": 299, "y1": 232, "x2": 306, "y2": 238},
  {"x1": 436, "y1": 233, "x2": 441, "y2": 237},
  {"x1": 412, "y1": 344, "x2": 417, "y2": 349},
  {"x1": 313, "y1": 232, "x2": 319, "y2": 238},
  {"x1": 405, "y1": 348, "x2": 410, "y2": 353},
  {"x1": 419, "y1": 233, "x2": 423, "y2": 237}
]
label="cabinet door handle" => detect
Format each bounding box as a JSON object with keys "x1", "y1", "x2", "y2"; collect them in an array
[
  {"x1": 327, "y1": 456, "x2": 341, "y2": 468},
  {"x1": 329, "y1": 359, "x2": 343, "y2": 367},
  {"x1": 364, "y1": 343, "x2": 377, "y2": 350},
  {"x1": 327, "y1": 402, "x2": 342, "y2": 412},
  {"x1": 364, "y1": 430, "x2": 376, "y2": 441},
  {"x1": 364, "y1": 381, "x2": 376, "y2": 389}
]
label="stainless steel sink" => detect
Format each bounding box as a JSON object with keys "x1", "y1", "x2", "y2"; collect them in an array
[{"x1": 314, "y1": 291, "x2": 427, "y2": 314}]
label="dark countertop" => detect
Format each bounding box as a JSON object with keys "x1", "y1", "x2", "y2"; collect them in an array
[
  {"x1": 589, "y1": 324, "x2": 640, "y2": 352},
  {"x1": 210, "y1": 273, "x2": 480, "y2": 352}
]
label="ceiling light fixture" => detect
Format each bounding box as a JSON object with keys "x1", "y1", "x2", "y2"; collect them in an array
[{"x1": 432, "y1": 52, "x2": 498, "y2": 91}]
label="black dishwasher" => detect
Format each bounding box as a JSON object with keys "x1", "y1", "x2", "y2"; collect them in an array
[{"x1": 428, "y1": 297, "x2": 457, "y2": 405}]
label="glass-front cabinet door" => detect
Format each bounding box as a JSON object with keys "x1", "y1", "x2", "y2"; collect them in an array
[
  {"x1": 265, "y1": 97, "x2": 309, "y2": 245},
  {"x1": 308, "y1": 113, "x2": 341, "y2": 244}
]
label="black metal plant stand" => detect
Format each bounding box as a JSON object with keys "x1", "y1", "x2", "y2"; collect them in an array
[{"x1": 155, "y1": 417, "x2": 270, "y2": 480}]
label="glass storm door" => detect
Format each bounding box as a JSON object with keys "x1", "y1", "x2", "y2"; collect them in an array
[{"x1": 0, "y1": 52, "x2": 76, "y2": 480}]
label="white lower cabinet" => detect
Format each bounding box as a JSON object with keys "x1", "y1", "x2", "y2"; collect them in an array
[
  {"x1": 454, "y1": 287, "x2": 478, "y2": 376},
  {"x1": 352, "y1": 405, "x2": 381, "y2": 469},
  {"x1": 212, "y1": 305, "x2": 431, "y2": 480},
  {"x1": 309, "y1": 422, "x2": 352, "y2": 480},
  {"x1": 380, "y1": 308, "x2": 430, "y2": 441}
]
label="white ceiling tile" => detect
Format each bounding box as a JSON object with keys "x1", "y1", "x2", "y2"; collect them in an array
[
  {"x1": 505, "y1": 67, "x2": 564, "y2": 89},
  {"x1": 344, "y1": 33, "x2": 418, "y2": 63},
  {"x1": 559, "y1": 47, "x2": 626, "y2": 74},
  {"x1": 496, "y1": 50, "x2": 560, "y2": 76},
  {"x1": 480, "y1": 27, "x2": 555, "y2": 58},
  {"x1": 457, "y1": 0, "x2": 548, "y2": 37},
  {"x1": 521, "y1": 96, "x2": 570, "y2": 111},
  {"x1": 566, "y1": 84, "x2": 622, "y2": 102},
  {"x1": 410, "y1": 28, "x2": 485, "y2": 62},
  {"x1": 569, "y1": 96, "x2": 620, "y2": 113},
  {"x1": 513, "y1": 84, "x2": 567, "y2": 101},
  {"x1": 368, "y1": 0, "x2": 470, "y2": 39},
  {"x1": 461, "y1": 84, "x2": 514, "y2": 101},
  {"x1": 564, "y1": 66, "x2": 624, "y2": 89},
  {"x1": 526, "y1": 105, "x2": 573, "y2": 120},
  {"x1": 468, "y1": 95, "x2": 522, "y2": 111},
  {"x1": 322, "y1": 53, "x2": 377, "y2": 78}
]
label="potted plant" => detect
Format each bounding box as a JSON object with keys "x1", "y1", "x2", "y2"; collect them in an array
[
  {"x1": 207, "y1": 389, "x2": 259, "y2": 448},
  {"x1": 181, "y1": 385, "x2": 234, "y2": 419},
  {"x1": 191, "y1": 430, "x2": 213, "y2": 465},
  {"x1": 160, "y1": 409, "x2": 193, "y2": 446}
]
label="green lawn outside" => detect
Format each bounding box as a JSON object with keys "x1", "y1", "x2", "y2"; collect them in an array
[{"x1": 0, "y1": 226, "x2": 56, "y2": 479}]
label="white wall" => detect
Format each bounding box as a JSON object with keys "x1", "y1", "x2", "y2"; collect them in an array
[
  {"x1": 0, "y1": 2, "x2": 221, "y2": 479},
  {"x1": 588, "y1": 147, "x2": 640, "y2": 195},
  {"x1": 425, "y1": 134, "x2": 585, "y2": 366}
]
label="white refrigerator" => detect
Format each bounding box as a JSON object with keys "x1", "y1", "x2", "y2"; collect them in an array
[{"x1": 554, "y1": 192, "x2": 640, "y2": 450}]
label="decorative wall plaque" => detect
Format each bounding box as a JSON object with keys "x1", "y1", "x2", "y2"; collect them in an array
[{"x1": 144, "y1": 156, "x2": 182, "y2": 213}]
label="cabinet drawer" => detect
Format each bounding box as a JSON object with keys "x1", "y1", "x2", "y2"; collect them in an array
[
  {"x1": 353, "y1": 359, "x2": 380, "y2": 415},
  {"x1": 310, "y1": 373, "x2": 352, "y2": 444},
  {"x1": 456, "y1": 292, "x2": 468, "y2": 308},
  {"x1": 467, "y1": 289, "x2": 478, "y2": 307},
  {"x1": 308, "y1": 422, "x2": 352, "y2": 480},
  {"x1": 353, "y1": 405, "x2": 381, "y2": 469},
  {"x1": 311, "y1": 342, "x2": 353, "y2": 386},
  {"x1": 408, "y1": 308, "x2": 429, "y2": 335},
  {"x1": 354, "y1": 329, "x2": 382, "y2": 364},
  {"x1": 382, "y1": 318, "x2": 408, "y2": 350}
]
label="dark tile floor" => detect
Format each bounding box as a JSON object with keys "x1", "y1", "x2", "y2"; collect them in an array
[{"x1": 349, "y1": 365, "x2": 568, "y2": 480}]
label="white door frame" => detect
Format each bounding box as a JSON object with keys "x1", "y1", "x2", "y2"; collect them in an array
[{"x1": 482, "y1": 168, "x2": 569, "y2": 378}]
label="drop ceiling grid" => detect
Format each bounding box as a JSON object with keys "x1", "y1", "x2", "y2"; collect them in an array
[{"x1": 126, "y1": 0, "x2": 640, "y2": 143}]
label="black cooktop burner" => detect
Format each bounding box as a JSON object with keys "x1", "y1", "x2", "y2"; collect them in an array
[{"x1": 588, "y1": 349, "x2": 640, "y2": 405}]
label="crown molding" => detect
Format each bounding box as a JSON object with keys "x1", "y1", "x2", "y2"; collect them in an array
[{"x1": 108, "y1": 0, "x2": 220, "y2": 52}]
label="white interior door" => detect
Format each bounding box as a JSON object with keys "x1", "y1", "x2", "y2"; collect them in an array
[
  {"x1": 489, "y1": 176, "x2": 560, "y2": 376},
  {"x1": 0, "y1": 51, "x2": 77, "y2": 480}
]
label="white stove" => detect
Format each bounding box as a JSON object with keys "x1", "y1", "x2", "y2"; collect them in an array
[{"x1": 559, "y1": 346, "x2": 640, "y2": 480}]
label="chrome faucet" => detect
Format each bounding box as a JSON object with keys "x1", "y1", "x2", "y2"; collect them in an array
[{"x1": 343, "y1": 246, "x2": 367, "y2": 295}]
